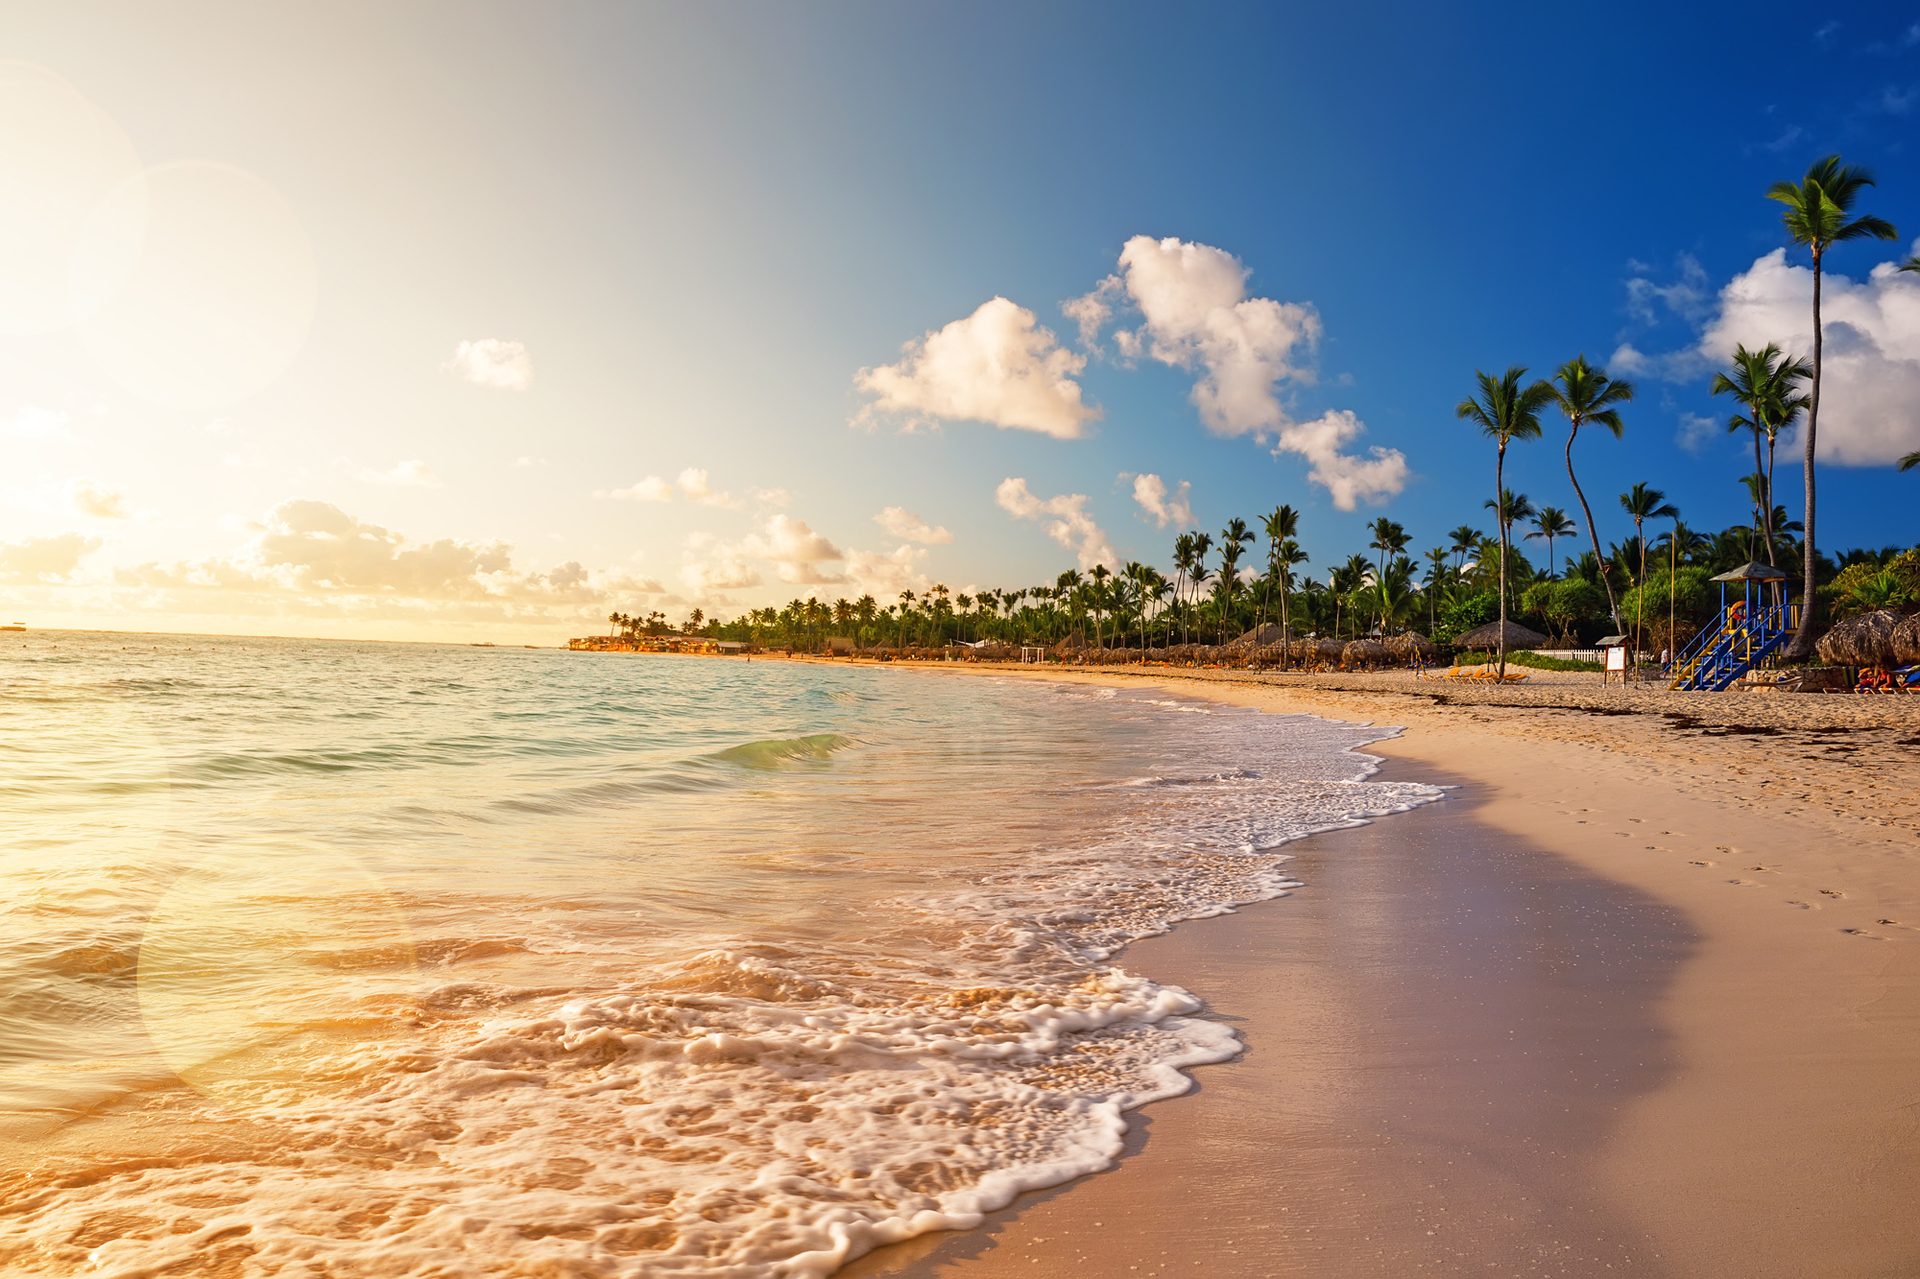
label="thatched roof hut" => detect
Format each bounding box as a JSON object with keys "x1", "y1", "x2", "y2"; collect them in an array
[
  {"x1": 1341, "y1": 639, "x2": 1394, "y2": 669},
  {"x1": 1235, "y1": 623, "x2": 1288, "y2": 646},
  {"x1": 1816, "y1": 610, "x2": 1902, "y2": 667},
  {"x1": 1893, "y1": 613, "x2": 1920, "y2": 667},
  {"x1": 1285, "y1": 637, "x2": 1345, "y2": 669},
  {"x1": 1382, "y1": 632, "x2": 1438, "y2": 664},
  {"x1": 1454, "y1": 620, "x2": 1548, "y2": 651}
]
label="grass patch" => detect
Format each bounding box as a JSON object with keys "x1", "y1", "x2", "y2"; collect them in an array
[{"x1": 1451, "y1": 648, "x2": 1602, "y2": 672}]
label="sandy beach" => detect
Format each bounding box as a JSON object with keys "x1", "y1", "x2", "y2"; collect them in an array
[{"x1": 838, "y1": 660, "x2": 1920, "y2": 1277}]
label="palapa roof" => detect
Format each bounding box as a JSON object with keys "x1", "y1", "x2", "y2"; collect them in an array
[
  {"x1": 1711, "y1": 561, "x2": 1788, "y2": 582},
  {"x1": 1454, "y1": 619, "x2": 1548, "y2": 650}
]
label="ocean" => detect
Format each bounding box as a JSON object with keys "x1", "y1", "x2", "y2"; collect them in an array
[{"x1": 0, "y1": 632, "x2": 1440, "y2": 1277}]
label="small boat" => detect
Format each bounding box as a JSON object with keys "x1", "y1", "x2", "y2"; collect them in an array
[{"x1": 0, "y1": 622, "x2": 24, "y2": 632}]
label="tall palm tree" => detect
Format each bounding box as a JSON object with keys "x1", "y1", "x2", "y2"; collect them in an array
[
  {"x1": 1619, "y1": 483, "x2": 1678, "y2": 669},
  {"x1": 1366, "y1": 517, "x2": 1409, "y2": 628},
  {"x1": 1548, "y1": 356, "x2": 1632, "y2": 633},
  {"x1": 1526, "y1": 507, "x2": 1575, "y2": 578},
  {"x1": 1170, "y1": 532, "x2": 1196, "y2": 644},
  {"x1": 1483, "y1": 489, "x2": 1535, "y2": 611},
  {"x1": 1767, "y1": 155, "x2": 1898, "y2": 657},
  {"x1": 1710, "y1": 343, "x2": 1811, "y2": 566},
  {"x1": 1217, "y1": 518, "x2": 1255, "y2": 642},
  {"x1": 1447, "y1": 525, "x2": 1482, "y2": 575},
  {"x1": 1458, "y1": 367, "x2": 1552, "y2": 679},
  {"x1": 1422, "y1": 545, "x2": 1450, "y2": 632},
  {"x1": 1258, "y1": 504, "x2": 1301, "y2": 635},
  {"x1": 1272, "y1": 537, "x2": 1308, "y2": 660},
  {"x1": 1186, "y1": 531, "x2": 1214, "y2": 644}
]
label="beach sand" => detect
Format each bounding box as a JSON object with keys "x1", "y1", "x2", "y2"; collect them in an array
[{"x1": 839, "y1": 662, "x2": 1920, "y2": 1278}]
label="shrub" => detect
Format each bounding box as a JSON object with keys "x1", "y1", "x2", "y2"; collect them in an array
[{"x1": 1432, "y1": 592, "x2": 1495, "y2": 646}]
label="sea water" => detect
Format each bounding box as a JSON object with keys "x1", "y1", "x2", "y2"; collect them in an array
[{"x1": 0, "y1": 632, "x2": 1439, "y2": 1277}]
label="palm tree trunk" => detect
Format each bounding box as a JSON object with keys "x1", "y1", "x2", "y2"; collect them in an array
[
  {"x1": 1790, "y1": 254, "x2": 1823, "y2": 660},
  {"x1": 1634, "y1": 518, "x2": 1646, "y2": 680},
  {"x1": 1566, "y1": 424, "x2": 1623, "y2": 632},
  {"x1": 1751, "y1": 425, "x2": 1772, "y2": 566},
  {"x1": 1496, "y1": 443, "x2": 1509, "y2": 680},
  {"x1": 1764, "y1": 434, "x2": 1779, "y2": 567},
  {"x1": 1280, "y1": 586, "x2": 1290, "y2": 669}
]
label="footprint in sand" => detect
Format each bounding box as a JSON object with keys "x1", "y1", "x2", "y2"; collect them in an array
[
  {"x1": 1841, "y1": 928, "x2": 1887, "y2": 941},
  {"x1": 1728, "y1": 878, "x2": 1760, "y2": 888},
  {"x1": 1876, "y1": 919, "x2": 1917, "y2": 935},
  {"x1": 1819, "y1": 889, "x2": 1845, "y2": 899},
  {"x1": 1787, "y1": 900, "x2": 1817, "y2": 910},
  {"x1": 1689, "y1": 859, "x2": 1716, "y2": 868},
  {"x1": 1749, "y1": 865, "x2": 1778, "y2": 874}
]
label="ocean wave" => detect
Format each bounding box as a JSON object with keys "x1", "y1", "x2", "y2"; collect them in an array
[{"x1": 707, "y1": 732, "x2": 856, "y2": 769}]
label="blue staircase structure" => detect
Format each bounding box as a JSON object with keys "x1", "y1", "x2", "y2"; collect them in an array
[{"x1": 1669, "y1": 561, "x2": 1794, "y2": 692}]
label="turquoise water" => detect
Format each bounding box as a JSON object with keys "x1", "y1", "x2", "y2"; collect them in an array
[{"x1": 0, "y1": 632, "x2": 1438, "y2": 1277}]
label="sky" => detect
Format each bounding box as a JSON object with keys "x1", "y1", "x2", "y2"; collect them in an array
[{"x1": 3, "y1": 2, "x2": 1918, "y2": 644}]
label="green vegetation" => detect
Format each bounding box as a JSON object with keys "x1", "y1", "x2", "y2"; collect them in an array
[{"x1": 1452, "y1": 650, "x2": 1603, "y2": 672}]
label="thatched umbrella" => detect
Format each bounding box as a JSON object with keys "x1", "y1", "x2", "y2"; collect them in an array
[
  {"x1": 1382, "y1": 632, "x2": 1438, "y2": 665},
  {"x1": 1454, "y1": 619, "x2": 1548, "y2": 652},
  {"x1": 1816, "y1": 610, "x2": 1902, "y2": 667},
  {"x1": 1341, "y1": 639, "x2": 1394, "y2": 669},
  {"x1": 1235, "y1": 623, "x2": 1288, "y2": 646},
  {"x1": 1892, "y1": 613, "x2": 1920, "y2": 667}
]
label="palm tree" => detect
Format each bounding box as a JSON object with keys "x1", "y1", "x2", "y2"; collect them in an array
[
  {"x1": 1272, "y1": 537, "x2": 1308, "y2": 660},
  {"x1": 1366, "y1": 517, "x2": 1409, "y2": 628},
  {"x1": 1619, "y1": 483, "x2": 1678, "y2": 669},
  {"x1": 1711, "y1": 343, "x2": 1812, "y2": 566},
  {"x1": 1186, "y1": 531, "x2": 1213, "y2": 644},
  {"x1": 1422, "y1": 546, "x2": 1450, "y2": 632},
  {"x1": 1258, "y1": 505, "x2": 1301, "y2": 635},
  {"x1": 1548, "y1": 356, "x2": 1632, "y2": 633},
  {"x1": 1483, "y1": 489, "x2": 1535, "y2": 612},
  {"x1": 1458, "y1": 367, "x2": 1552, "y2": 679},
  {"x1": 1900, "y1": 451, "x2": 1919, "y2": 472},
  {"x1": 1901, "y1": 258, "x2": 1920, "y2": 274},
  {"x1": 1526, "y1": 507, "x2": 1575, "y2": 578},
  {"x1": 1447, "y1": 525, "x2": 1482, "y2": 575},
  {"x1": 1767, "y1": 155, "x2": 1898, "y2": 658},
  {"x1": 1216, "y1": 518, "x2": 1255, "y2": 641}
]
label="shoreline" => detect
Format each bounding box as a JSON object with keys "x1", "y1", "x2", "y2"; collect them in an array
[{"x1": 836, "y1": 658, "x2": 1920, "y2": 1277}]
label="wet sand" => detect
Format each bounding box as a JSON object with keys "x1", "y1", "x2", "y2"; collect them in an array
[{"x1": 849, "y1": 768, "x2": 1694, "y2": 1277}]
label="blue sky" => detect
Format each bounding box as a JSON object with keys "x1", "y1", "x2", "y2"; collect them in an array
[{"x1": 3, "y1": 2, "x2": 1917, "y2": 639}]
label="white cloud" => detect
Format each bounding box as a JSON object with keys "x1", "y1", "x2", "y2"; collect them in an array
[
  {"x1": 1071, "y1": 235, "x2": 1320, "y2": 436},
  {"x1": 513, "y1": 455, "x2": 547, "y2": 469},
  {"x1": 69, "y1": 480, "x2": 127, "y2": 518},
  {"x1": 741, "y1": 513, "x2": 844, "y2": 584},
  {"x1": 1271, "y1": 410, "x2": 1410, "y2": 511},
  {"x1": 844, "y1": 544, "x2": 928, "y2": 598},
  {"x1": 1127, "y1": 473, "x2": 1193, "y2": 529},
  {"x1": 0, "y1": 532, "x2": 100, "y2": 582},
  {"x1": 1693, "y1": 248, "x2": 1920, "y2": 465},
  {"x1": 674, "y1": 467, "x2": 737, "y2": 507},
  {"x1": 446, "y1": 338, "x2": 532, "y2": 391},
  {"x1": 1070, "y1": 235, "x2": 1408, "y2": 507},
  {"x1": 754, "y1": 487, "x2": 793, "y2": 508},
  {"x1": 362, "y1": 459, "x2": 441, "y2": 488},
  {"x1": 855, "y1": 297, "x2": 1098, "y2": 439},
  {"x1": 995, "y1": 477, "x2": 1116, "y2": 570},
  {"x1": 874, "y1": 505, "x2": 953, "y2": 544},
  {"x1": 600, "y1": 475, "x2": 674, "y2": 502},
  {"x1": 1625, "y1": 253, "x2": 1712, "y2": 324},
  {"x1": 1677, "y1": 412, "x2": 1721, "y2": 454}
]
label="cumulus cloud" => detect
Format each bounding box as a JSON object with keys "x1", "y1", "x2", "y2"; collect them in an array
[
  {"x1": 1126, "y1": 472, "x2": 1193, "y2": 529},
  {"x1": 674, "y1": 467, "x2": 737, "y2": 507},
  {"x1": 741, "y1": 513, "x2": 845, "y2": 584},
  {"x1": 874, "y1": 505, "x2": 953, "y2": 544},
  {"x1": 600, "y1": 475, "x2": 674, "y2": 502},
  {"x1": 1625, "y1": 253, "x2": 1713, "y2": 324},
  {"x1": 995, "y1": 477, "x2": 1116, "y2": 570},
  {"x1": 597, "y1": 468, "x2": 737, "y2": 505},
  {"x1": 1069, "y1": 235, "x2": 1409, "y2": 507},
  {"x1": 844, "y1": 544, "x2": 928, "y2": 598},
  {"x1": 855, "y1": 297, "x2": 1098, "y2": 438},
  {"x1": 754, "y1": 487, "x2": 793, "y2": 508},
  {"x1": 1271, "y1": 411, "x2": 1411, "y2": 511},
  {"x1": 1692, "y1": 248, "x2": 1920, "y2": 465},
  {"x1": 0, "y1": 532, "x2": 100, "y2": 582},
  {"x1": 362, "y1": 459, "x2": 441, "y2": 488},
  {"x1": 1069, "y1": 236, "x2": 1320, "y2": 436},
  {"x1": 1677, "y1": 411, "x2": 1721, "y2": 454},
  {"x1": 446, "y1": 338, "x2": 533, "y2": 391},
  {"x1": 70, "y1": 480, "x2": 127, "y2": 518}
]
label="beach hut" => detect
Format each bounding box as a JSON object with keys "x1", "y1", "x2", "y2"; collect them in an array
[
  {"x1": 1454, "y1": 620, "x2": 1547, "y2": 652},
  {"x1": 1670, "y1": 562, "x2": 1792, "y2": 691}
]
